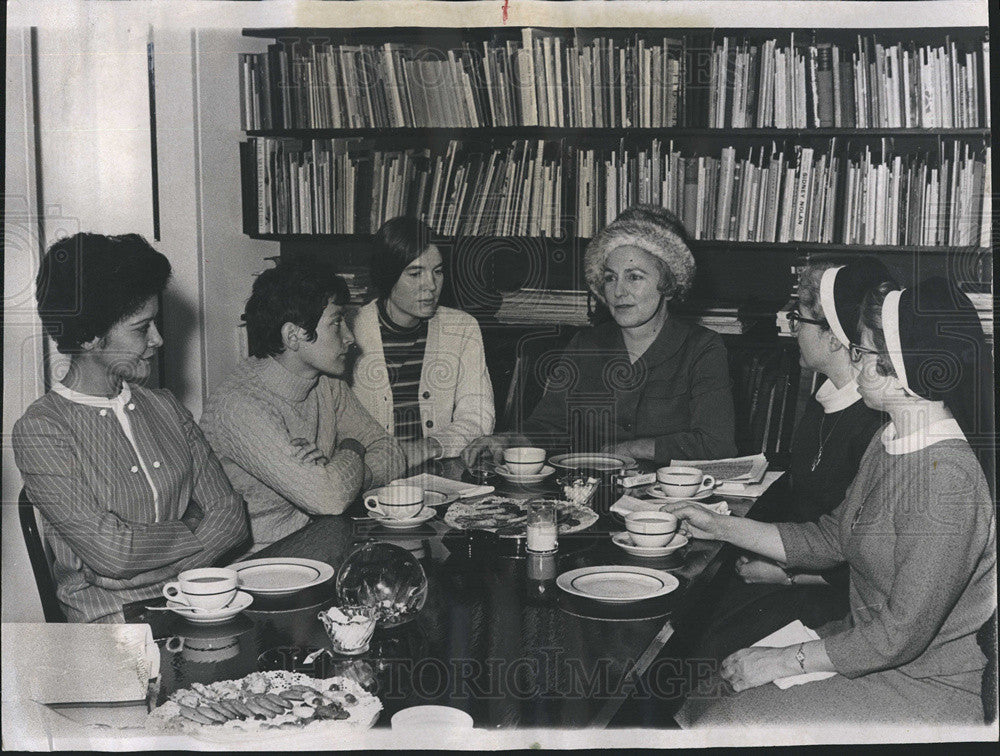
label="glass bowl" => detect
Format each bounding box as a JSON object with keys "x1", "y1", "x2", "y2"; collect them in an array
[
  {"x1": 335, "y1": 542, "x2": 428, "y2": 628},
  {"x1": 318, "y1": 604, "x2": 378, "y2": 655}
]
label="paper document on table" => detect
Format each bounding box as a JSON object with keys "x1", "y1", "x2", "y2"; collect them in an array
[
  {"x1": 674, "y1": 453, "x2": 768, "y2": 484},
  {"x1": 397, "y1": 473, "x2": 494, "y2": 498},
  {"x1": 1, "y1": 623, "x2": 159, "y2": 705},
  {"x1": 610, "y1": 495, "x2": 731, "y2": 517},
  {"x1": 716, "y1": 470, "x2": 785, "y2": 498},
  {"x1": 752, "y1": 620, "x2": 837, "y2": 689}
]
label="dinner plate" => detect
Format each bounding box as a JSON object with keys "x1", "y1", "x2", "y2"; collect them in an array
[
  {"x1": 229, "y1": 557, "x2": 335, "y2": 596},
  {"x1": 548, "y1": 453, "x2": 637, "y2": 472},
  {"x1": 645, "y1": 485, "x2": 714, "y2": 502},
  {"x1": 166, "y1": 590, "x2": 254, "y2": 624},
  {"x1": 367, "y1": 506, "x2": 437, "y2": 529},
  {"x1": 391, "y1": 705, "x2": 474, "y2": 730},
  {"x1": 362, "y1": 489, "x2": 453, "y2": 508},
  {"x1": 611, "y1": 532, "x2": 689, "y2": 558},
  {"x1": 494, "y1": 464, "x2": 556, "y2": 484},
  {"x1": 556, "y1": 566, "x2": 679, "y2": 604}
]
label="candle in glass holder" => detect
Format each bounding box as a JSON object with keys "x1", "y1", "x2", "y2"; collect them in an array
[{"x1": 526, "y1": 501, "x2": 558, "y2": 554}]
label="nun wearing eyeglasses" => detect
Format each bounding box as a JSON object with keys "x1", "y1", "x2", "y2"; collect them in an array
[
  {"x1": 668, "y1": 276, "x2": 996, "y2": 725},
  {"x1": 694, "y1": 261, "x2": 892, "y2": 663}
]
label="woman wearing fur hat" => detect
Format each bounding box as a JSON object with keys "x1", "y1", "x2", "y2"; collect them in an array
[
  {"x1": 667, "y1": 276, "x2": 995, "y2": 725},
  {"x1": 461, "y1": 205, "x2": 737, "y2": 467}
]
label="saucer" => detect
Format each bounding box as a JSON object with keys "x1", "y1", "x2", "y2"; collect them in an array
[
  {"x1": 646, "y1": 485, "x2": 714, "y2": 503},
  {"x1": 612, "y1": 532, "x2": 689, "y2": 557},
  {"x1": 166, "y1": 590, "x2": 254, "y2": 624},
  {"x1": 368, "y1": 506, "x2": 437, "y2": 529},
  {"x1": 494, "y1": 464, "x2": 556, "y2": 485}
]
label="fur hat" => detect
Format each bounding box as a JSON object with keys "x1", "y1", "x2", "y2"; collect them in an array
[{"x1": 583, "y1": 206, "x2": 696, "y2": 304}]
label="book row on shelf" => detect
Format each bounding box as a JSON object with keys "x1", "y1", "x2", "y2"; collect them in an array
[
  {"x1": 242, "y1": 135, "x2": 991, "y2": 248},
  {"x1": 238, "y1": 31, "x2": 990, "y2": 131}
]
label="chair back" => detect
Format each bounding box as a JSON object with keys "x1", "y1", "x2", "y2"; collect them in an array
[
  {"x1": 18, "y1": 489, "x2": 66, "y2": 622},
  {"x1": 978, "y1": 609, "x2": 998, "y2": 723}
]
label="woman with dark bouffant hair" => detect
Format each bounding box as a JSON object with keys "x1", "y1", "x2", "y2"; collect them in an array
[
  {"x1": 12, "y1": 233, "x2": 249, "y2": 623},
  {"x1": 462, "y1": 204, "x2": 736, "y2": 468},
  {"x1": 668, "y1": 276, "x2": 995, "y2": 725}
]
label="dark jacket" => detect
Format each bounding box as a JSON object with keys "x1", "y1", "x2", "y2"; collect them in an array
[{"x1": 521, "y1": 317, "x2": 737, "y2": 464}]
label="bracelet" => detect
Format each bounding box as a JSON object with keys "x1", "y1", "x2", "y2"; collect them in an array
[{"x1": 795, "y1": 643, "x2": 806, "y2": 673}]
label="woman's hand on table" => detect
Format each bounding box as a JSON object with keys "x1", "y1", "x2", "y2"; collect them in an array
[
  {"x1": 600, "y1": 439, "x2": 653, "y2": 460},
  {"x1": 660, "y1": 502, "x2": 730, "y2": 541},
  {"x1": 460, "y1": 435, "x2": 507, "y2": 469},
  {"x1": 735, "y1": 555, "x2": 790, "y2": 584},
  {"x1": 720, "y1": 646, "x2": 799, "y2": 692},
  {"x1": 400, "y1": 438, "x2": 444, "y2": 469},
  {"x1": 291, "y1": 438, "x2": 327, "y2": 466}
]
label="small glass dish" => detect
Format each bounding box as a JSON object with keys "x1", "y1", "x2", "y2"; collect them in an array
[{"x1": 318, "y1": 604, "x2": 378, "y2": 656}]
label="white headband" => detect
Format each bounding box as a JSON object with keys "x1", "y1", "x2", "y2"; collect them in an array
[
  {"x1": 881, "y1": 289, "x2": 920, "y2": 398},
  {"x1": 819, "y1": 265, "x2": 849, "y2": 348}
]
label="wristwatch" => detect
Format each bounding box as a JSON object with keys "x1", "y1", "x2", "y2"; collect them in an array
[{"x1": 795, "y1": 643, "x2": 806, "y2": 672}]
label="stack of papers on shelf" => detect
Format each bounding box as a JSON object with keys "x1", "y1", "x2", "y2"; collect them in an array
[
  {"x1": 1, "y1": 623, "x2": 159, "y2": 706},
  {"x1": 495, "y1": 288, "x2": 590, "y2": 325},
  {"x1": 752, "y1": 620, "x2": 837, "y2": 689},
  {"x1": 678, "y1": 306, "x2": 746, "y2": 335},
  {"x1": 963, "y1": 290, "x2": 994, "y2": 345},
  {"x1": 776, "y1": 299, "x2": 795, "y2": 337}
]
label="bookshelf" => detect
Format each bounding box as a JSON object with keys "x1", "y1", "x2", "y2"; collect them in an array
[{"x1": 236, "y1": 24, "x2": 992, "y2": 460}]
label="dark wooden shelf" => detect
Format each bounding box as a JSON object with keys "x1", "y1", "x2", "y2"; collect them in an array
[
  {"x1": 244, "y1": 127, "x2": 991, "y2": 139},
  {"x1": 248, "y1": 233, "x2": 989, "y2": 257}
]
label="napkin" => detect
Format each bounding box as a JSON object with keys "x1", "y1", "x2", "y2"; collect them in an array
[
  {"x1": 751, "y1": 620, "x2": 837, "y2": 689},
  {"x1": 1, "y1": 623, "x2": 159, "y2": 705},
  {"x1": 396, "y1": 473, "x2": 493, "y2": 499},
  {"x1": 610, "y1": 495, "x2": 730, "y2": 517}
]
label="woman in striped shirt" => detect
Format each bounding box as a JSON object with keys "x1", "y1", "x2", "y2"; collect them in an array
[
  {"x1": 12, "y1": 233, "x2": 249, "y2": 622},
  {"x1": 351, "y1": 217, "x2": 495, "y2": 466}
]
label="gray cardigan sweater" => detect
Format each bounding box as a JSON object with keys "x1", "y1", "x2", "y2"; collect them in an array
[{"x1": 778, "y1": 429, "x2": 996, "y2": 682}]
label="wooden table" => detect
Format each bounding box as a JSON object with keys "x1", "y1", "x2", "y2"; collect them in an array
[{"x1": 127, "y1": 463, "x2": 754, "y2": 729}]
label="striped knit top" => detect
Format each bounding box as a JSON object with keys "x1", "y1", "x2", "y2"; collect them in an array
[
  {"x1": 12, "y1": 383, "x2": 250, "y2": 623},
  {"x1": 377, "y1": 298, "x2": 428, "y2": 441}
]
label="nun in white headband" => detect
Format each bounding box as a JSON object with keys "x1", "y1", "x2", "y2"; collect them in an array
[{"x1": 666, "y1": 275, "x2": 996, "y2": 725}]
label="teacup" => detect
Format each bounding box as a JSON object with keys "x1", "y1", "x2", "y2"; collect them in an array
[
  {"x1": 365, "y1": 485, "x2": 425, "y2": 520},
  {"x1": 624, "y1": 511, "x2": 679, "y2": 548},
  {"x1": 165, "y1": 634, "x2": 240, "y2": 664},
  {"x1": 162, "y1": 567, "x2": 238, "y2": 611},
  {"x1": 503, "y1": 447, "x2": 546, "y2": 476},
  {"x1": 655, "y1": 466, "x2": 716, "y2": 498}
]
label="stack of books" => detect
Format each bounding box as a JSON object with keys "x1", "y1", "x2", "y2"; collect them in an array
[
  {"x1": 495, "y1": 288, "x2": 590, "y2": 326},
  {"x1": 677, "y1": 306, "x2": 746, "y2": 335}
]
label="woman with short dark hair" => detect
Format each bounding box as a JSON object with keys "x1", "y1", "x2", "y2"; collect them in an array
[
  {"x1": 351, "y1": 216, "x2": 495, "y2": 467},
  {"x1": 202, "y1": 259, "x2": 406, "y2": 551},
  {"x1": 12, "y1": 233, "x2": 249, "y2": 623}
]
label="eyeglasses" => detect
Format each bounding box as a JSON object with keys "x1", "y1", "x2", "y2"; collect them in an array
[
  {"x1": 848, "y1": 343, "x2": 887, "y2": 363},
  {"x1": 786, "y1": 310, "x2": 827, "y2": 333}
]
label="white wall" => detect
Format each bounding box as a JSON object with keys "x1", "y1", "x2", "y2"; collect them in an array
[
  {"x1": 1, "y1": 22, "x2": 274, "y2": 622},
  {"x1": 3, "y1": 28, "x2": 46, "y2": 623}
]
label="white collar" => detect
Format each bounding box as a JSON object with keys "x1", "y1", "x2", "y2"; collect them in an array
[
  {"x1": 52, "y1": 381, "x2": 132, "y2": 408},
  {"x1": 880, "y1": 418, "x2": 966, "y2": 455},
  {"x1": 814, "y1": 378, "x2": 863, "y2": 414}
]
